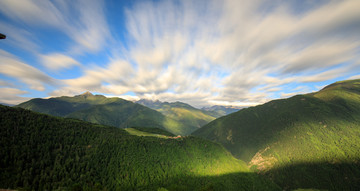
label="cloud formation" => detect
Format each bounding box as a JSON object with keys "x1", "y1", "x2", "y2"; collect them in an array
[
  {"x1": 0, "y1": 0, "x2": 359, "y2": 107},
  {"x1": 0, "y1": 88, "x2": 29, "y2": 105},
  {"x1": 0, "y1": 0, "x2": 110, "y2": 53},
  {"x1": 0, "y1": 50, "x2": 57, "y2": 91},
  {"x1": 40, "y1": 53, "x2": 81, "y2": 71}
]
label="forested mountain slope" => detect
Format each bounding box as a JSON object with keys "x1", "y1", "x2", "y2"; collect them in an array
[
  {"x1": 0, "y1": 105, "x2": 280, "y2": 191},
  {"x1": 193, "y1": 79, "x2": 360, "y2": 190},
  {"x1": 17, "y1": 92, "x2": 190, "y2": 135}
]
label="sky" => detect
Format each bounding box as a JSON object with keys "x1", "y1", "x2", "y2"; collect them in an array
[{"x1": 0, "y1": 0, "x2": 359, "y2": 108}]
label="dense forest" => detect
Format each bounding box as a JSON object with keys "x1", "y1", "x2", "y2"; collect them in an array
[{"x1": 0, "y1": 105, "x2": 279, "y2": 191}]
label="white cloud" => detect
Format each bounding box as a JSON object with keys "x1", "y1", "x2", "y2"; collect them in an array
[
  {"x1": 0, "y1": 50, "x2": 57, "y2": 91},
  {"x1": 3, "y1": 0, "x2": 358, "y2": 107},
  {"x1": 50, "y1": 59, "x2": 134, "y2": 96},
  {"x1": 0, "y1": 21, "x2": 40, "y2": 52},
  {"x1": 348, "y1": 75, "x2": 360, "y2": 80},
  {"x1": 0, "y1": 88, "x2": 30, "y2": 105},
  {"x1": 0, "y1": 0, "x2": 110, "y2": 53},
  {"x1": 40, "y1": 53, "x2": 81, "y2": 71},
  {"x1": 0, "y1": 80, "x2": 14, "y2": 87},
  {"x1": 300, "y1": 66, "x2": 354, "y2": 83},
  {"x1": 0, "y1": 0, "x2": 64, "y2": 27},
  {"x1": 54, "y1": 0, "x2": 360, "y2": 107},
  {"x1": 282, "y1": 41, "x2": 358, "y2": 74},
  {"x1": 68, "y1": 0, "x2": 110, "y2": 52}
]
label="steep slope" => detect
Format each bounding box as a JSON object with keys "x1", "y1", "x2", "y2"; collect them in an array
[
  {"x1": 0, "y1": 105, "x2": 280, "y2": 191},
  {"x1": 137, "y1": 99, "x2": 218, "y2": 134},
  {"x1": 193, "y1": 79, "x2": 360, "y2": 190},
  {"x1": 17, "y1": 92, "x2": 190, "y2": 135}
]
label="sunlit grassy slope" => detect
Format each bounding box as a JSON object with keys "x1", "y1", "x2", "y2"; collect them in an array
[
  {"x1": 0, "y1": 105, "x2": 280, "y2": 191},
  {"x1": 129, "y1": 126, "x2": 176, "y2": 136},
  {"x1": 193, "y1": 79, "x2": 360, "y2": 190},
  {"x1": 17, "y1": 92, "x2": 191, "y2": 135},
  {"x1": 125, "y1": 127, "x2": 172, "y2": 138}
]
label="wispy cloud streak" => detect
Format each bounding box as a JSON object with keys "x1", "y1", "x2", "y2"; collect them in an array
[{"x1": 0, "y1": 0, "x2": 359, "y2": 107}]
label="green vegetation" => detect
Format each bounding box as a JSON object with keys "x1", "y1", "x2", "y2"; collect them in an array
[
  {"x1": 137, "y1": 99, "x2": 219, "y2": 134},
  {"x1": 0, "y1": 105, "x2": 279, "y2": 191},
  {"x1": 131, "y1": 126, "x2": 175, "y2": 136},
  {"x1": 17, "y1": 92, "x2": 191, "y2": 135},
  {"x1": 125, "y1": 128, "x2": 170, "y2": 138},
  {"x1": 193, "y1": 79, "x2": 360, "y2": 190}
]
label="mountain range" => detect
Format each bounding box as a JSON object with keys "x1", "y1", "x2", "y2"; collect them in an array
[
  {"x1": 17, "y1": 92, "x2": 234, "y2": 135},
  {"x1": 17, "y1": 92, "x2": 193, "y2": 135},
  {"x1": 2, "y1": 79, "x2": 360, "y2": 190}
]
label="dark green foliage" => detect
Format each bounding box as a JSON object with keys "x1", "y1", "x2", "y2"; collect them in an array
[
  {"x1": 193, "y1": 79, "x2": 360, "y2": 190},
  {"x1": 265, "y1": 162, "x2": 360, "y2": 191},
  {"x1": 0, "y1": 105, "x2": 279, "y2": 191},
  {"x1": 17, "y1": 92, "x2": 190, "y2": 135}
]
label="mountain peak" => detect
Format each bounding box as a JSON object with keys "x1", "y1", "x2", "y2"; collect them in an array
[{"x1": 79, "y1": 91, "x2": 94, "y2": 97}]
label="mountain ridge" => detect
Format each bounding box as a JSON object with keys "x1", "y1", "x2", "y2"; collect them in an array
[{"x1": 17, "y1": 93, "x2": 192, "y2": 135}]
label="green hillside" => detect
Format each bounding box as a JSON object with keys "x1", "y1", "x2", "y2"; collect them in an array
[
  {"x1": 193, "y1": 79, "x2": 360, "y2": 190},
  {"x1": 137, "y1": 99, "x2": 218, "y2": 134},
  {"x1": 0, "y1": 105, "x2": 279, "y2": 191},
  {"x1": 17, "y1": 92, "x2": 191, "y2": 135}
]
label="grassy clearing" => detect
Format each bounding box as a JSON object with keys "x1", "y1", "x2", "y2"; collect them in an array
[{"x1": 125, "y1": 128, "x2": 169, "y2": 138}]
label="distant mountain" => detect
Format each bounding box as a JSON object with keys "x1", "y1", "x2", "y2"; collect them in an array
[
  {"x1": 17, "y1": 92, "x2": 191, "y2": 135},
  {"x1": 136, "y1": 99, "x2": 164, "y2": 109},
  {"x1": 202, "y1": 105, "x2": 241, "y2": 116},
  {"x1": 136, "y1": 99, "x2": 218, "y2": 134},
  {"x1": 193, "y1": 79, "x2": 360, "y2": 190},
  {"x1": 0, "y1": 105, "x2": 280, "y2": 190}
]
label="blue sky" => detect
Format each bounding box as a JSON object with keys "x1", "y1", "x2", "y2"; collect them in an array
[{"x1": 0, "y1": 0, "x2": 359, "y2": 107}]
